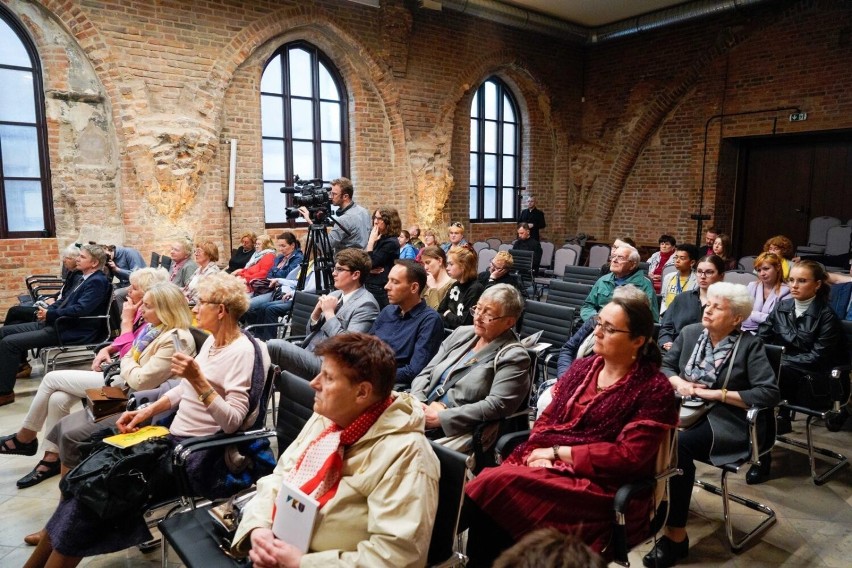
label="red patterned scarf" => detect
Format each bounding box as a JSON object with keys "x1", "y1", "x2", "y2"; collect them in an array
[{"x1": 284, "y1": 396, "x2": 393, "y2": 508}]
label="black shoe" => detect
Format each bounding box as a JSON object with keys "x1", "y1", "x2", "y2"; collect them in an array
[
  {"x1": 642, "y1": 535, "x2": 689, "y2": 568},
  {"x1": 0, "y1": 433, "x2": 38, "y2": 456},
  {"x1": 776, "y1": 416, "x2": 792, "y2": 435},
  {"x1": 17, "y1": 459, "x2": 61, "y2": 488},
  {"x1": 746, "y1": 454, "x2": 772, "y2": 485}
]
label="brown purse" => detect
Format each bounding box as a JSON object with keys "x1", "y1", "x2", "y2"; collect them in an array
[{"x1": 85, "y1": 386, "x2": 129, "y2": 422}]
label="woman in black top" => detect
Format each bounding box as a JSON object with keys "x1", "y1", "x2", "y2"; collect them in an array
[{"x1": 366, "y1": 207, "x2": 401, "y2": 309}]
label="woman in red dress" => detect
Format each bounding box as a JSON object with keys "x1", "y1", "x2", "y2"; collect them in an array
[{"x1": 463, "y1": 295, "x2": 678, "y2": 565}]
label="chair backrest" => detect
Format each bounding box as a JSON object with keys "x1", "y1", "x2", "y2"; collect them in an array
[
  {"x1": 562, "y1": 265, "x2": 602, "y2": 286},
  {"x1": 724, "y1": 270, "x2": 758, "y2": 285},
  {"x1": 472, "y1": 241, "x2": 490, "y2": 254},
  {"x1": 159, "y1": 255, "x2": 173, "y2": 272},
  {"x1": 738, "y1": 256, "x2": 757, "y2": 272},
  {"x1": 477, "y1": 248, "x2": 497, "y2": 274},
  {"x1": 587, "y1": 244, "x2": 610, "y2": 268},
  {"x1": 539, "y1": 241, "x2": 555, "y2": 270},
  {"x1": 289, "y1": 291, "x2": 321, "y2": 338},
  {"x1": 550, "y1": 248, "x2": 577, "y2": 277},
  {"x1": 807, "y1": 216, "x2": 841, "y2": 247},
  {"x1": 545, "y1": 279, "x2": 592, "y2": 312},
  {"x1": 520, "y1": 299, "x2": 576, "y2": 347},
  {"x1": 637, "y1": 261, "x2": 650, "y2": 276},
  {"x1": 189, "y1": 327, "x2": 210, "y2": 353},
  {"x1": 249, "y1": 364, "x2": 281, "y2": 431},
  {"x1": 509, "y1": 249, "x2": 536, "y2": 296},
  {"x1": 498, "y1": 243, "x2": 512, "y2": 252},
  {"x1": 485, "y1": 237, "x2": 502, "y2": 249},
  {"x1": 275, "y1": 371, "x2": 316, "y2": 452},
  {"x1": 427, "y1": 441, "x2": 471, "y2": 565},
  {"x1": 661, "y1": 264, "x2": 678, "y2": 280},
  {"x1": 562, "y1": 243, "x2": 582, "y2": 263},
  {"x1": 824, "y1": 224, "x2": 852, "y2": 256},
  {"x1": 150, "y1": 251, "x2": 161, "y2": 269}
]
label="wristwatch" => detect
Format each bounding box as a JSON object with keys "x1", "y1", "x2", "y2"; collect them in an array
[{"x1": 552, "y1": 445, "x2": 560, "y2": 461}]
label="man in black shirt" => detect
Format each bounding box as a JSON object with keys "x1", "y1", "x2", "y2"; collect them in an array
[{"x1": 518, "y1": 196, "x2": 546, "y2": 241}]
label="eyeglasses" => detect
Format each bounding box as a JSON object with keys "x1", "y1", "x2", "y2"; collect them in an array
[
  {"x1": 489, "y1": 262, "x2": 507, "y2": 271},
  {"x1": 591, "y1": 315, "x2": 631, "y2": 336},
  {"x1": 609, "y1": 256, "x2": 630, "y2": 264},
  {"x1": 696, "y1": 270, "x2": 718, "y2": 277},
  {"x1": 196, "y1": 298, "x2": 220, "y2": 306},
  {"x1": 332, "y1": 266, "x2": 352, "y2": 274},
  {"x1": 469, "y1": 306, "x2": 509, "y2": 324}
]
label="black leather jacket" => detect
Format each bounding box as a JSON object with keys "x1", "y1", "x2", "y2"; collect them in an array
[{"x1": 757, "y1": 297, "x2": 847, "y2": 374}]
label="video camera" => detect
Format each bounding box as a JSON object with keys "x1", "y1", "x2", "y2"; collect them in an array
[{"x1": 281, "y1": 176, "x2": 333, "y2": 225}]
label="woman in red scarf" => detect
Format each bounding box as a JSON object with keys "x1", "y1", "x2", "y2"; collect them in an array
[
  {"x1": 463, "y1": 296, "x2": 678, "y2": 566},
  {"x1": 232, "y1": 333, "x2": 440, "y2": 568}
]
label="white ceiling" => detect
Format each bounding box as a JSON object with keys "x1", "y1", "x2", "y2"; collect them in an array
[{"x1": 496, "y1": 0, "x2": 690, "y2": 27}]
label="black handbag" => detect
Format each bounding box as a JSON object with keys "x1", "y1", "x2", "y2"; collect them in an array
[{"x1": 59, "y1": 437, "x2": 173, "y2": 519}]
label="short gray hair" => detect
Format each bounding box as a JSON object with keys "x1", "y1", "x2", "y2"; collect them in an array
[
  {"x1": 480, "y1": 283, "x2": 524, "y2": 318},
  {"x1": 616, "y1": 246, "x2": 641, "y2": 265},
  {"x1": 62, "y1": 244, "x2": 81, "y2": 259},
  {"x1": 707, "y1": 282, "x2": 753, "y2": 320},
  {"x1": 613, "y1": 284, "x2": 649, "y2": 306}
]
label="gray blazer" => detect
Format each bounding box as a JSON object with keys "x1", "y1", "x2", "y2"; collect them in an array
[
  {"x1": 410, "y1": 326, "x2": 531, "y2": 437},
  {"x1": 303, "y1": 286, "x2": 380, "y2": 349},
  {"x1": 663, "y1": 323, "x2": 780, "y2": 465}
]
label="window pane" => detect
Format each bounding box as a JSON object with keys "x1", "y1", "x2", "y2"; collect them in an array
[
  {"x1": 469, "y1": 186, "x2": 478, "y2": 219},
  {"x1": 4, "y1": 180, "x2": 44, "y2": 232},
  {"x1": 0, "y1": 68, "x2": 35, "y2": 123},
  {"x1": 0, "y1": 19, "x2": 31, "y2": 67},
  {"x1": 292, "y1": 141, "x2": 314, "y2": 179},
  {"x1": 483, "y1": 155, "x2": 496, "y2": 186},
  {"x1": 469, "y1": 153, "x2": 479, "y2": 185},
  {"x1": 502, "y1": 187, "x2": 515, "y2": 218},
  {"x1": 483, "y1": 81, "x2": 497, "y2": 120},
  {"x1": 484, "y1": 121, "x2": 497, "y2": 153},
  {"x1": 483, "y1": 187, "x2": 496, "y2": 218},
  {"x1": 503, "y1": 123, "x2": 515, "y2": 154},
  {"x1": 503, "y1": 95, "x2": 515, "y2": 123},
  {"x1": 262, "y1": 139, "x2": 286, "y2": 180},
  {"x1": 288, "y1": 48, "x2": 312, "y2": 98},
  {"x1": 470, "y1": 119, "x2": 478, "y2": 151},
  {"x1": 0, "y1": 125, "x2": 40, "y2": 177},
  {"x1": 320, "y1": 101, "x2": 341, "y2": 141},
  {"x1": 502, "y1": 156, "x2": 515, "y2": 188},
  {"x1": 318, "y1": 62, "x2": 340, "y2": 101},
  {"x1": 260, "y1": 95, "x2": 283, "y2": 138},
  {"x1": 264, "y1": 182, "x2": 288, "y2": 224},
  {"x1": 290, "y1": 99, "x2": 314, "y2": 139},
  {"x1": 260, "y1": 55, "x2": 282, "y2": 94},
  {"x1": 321, "y1": 143, "x2": 341, "y2": 180},
  {"x1": 470, "y1": 91, "x2": 479, "y2": 118}
]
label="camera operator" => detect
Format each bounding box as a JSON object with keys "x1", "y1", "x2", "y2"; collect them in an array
[
  {"x1": 105, "y1": 243, "x2": 147, "y2": 306},
  {"x1": 298, "y1": 177, "x2": 371, "y2": 254}
]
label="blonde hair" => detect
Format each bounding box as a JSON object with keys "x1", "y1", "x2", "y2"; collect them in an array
[
  {"x1": 196, "y1": 272, "x2": 250, "y2": 319},
  {"x1": 144, "y1": 282, "x2": 193, "y2": 330},
  {"x1": 129, "y1": 267, "x2": 169, "y2": 292},
  {"x1": 256, "y1": 234, "x2": 275, "y2": 250},
  {"x1": 195, "y1": 240, "x2": 220, "y2": 262}
]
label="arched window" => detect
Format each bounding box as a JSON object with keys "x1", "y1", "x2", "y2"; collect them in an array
[
  {"x1": 469, "y1": 77, "x2": 521, "y2": 222},
  {"x1": 261, "y1": 41, "x2": 348, "y2": 226},
  {"x1": 0, "y1": 9, "x2": 53, "y2": 237}
]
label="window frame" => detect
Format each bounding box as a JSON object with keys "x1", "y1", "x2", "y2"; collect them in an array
[
  {"x1": 469, "y1": 76, "x2": 521, "y2": 223},
  {"x1": 0, "y1": 6, "x2": 54, "y2": 238},
  {"x1": 260, "y1": 40, "x2": 349, "y2": 229}
]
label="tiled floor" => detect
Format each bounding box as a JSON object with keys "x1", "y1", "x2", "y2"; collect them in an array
[{"x1": 1, "y1": 359, "x2": 850, "y2": 567}]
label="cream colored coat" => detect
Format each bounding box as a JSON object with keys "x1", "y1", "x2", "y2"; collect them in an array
[
  {"x1": 233, "y1": 393, "x2": 440, "y2": 568},
  {"x1": 117, "y1": 327, "x2": 196, "y2": 391}
]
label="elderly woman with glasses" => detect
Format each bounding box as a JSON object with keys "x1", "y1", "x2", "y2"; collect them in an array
[
  {"x1": 462, "y1": 295, "x2": 677, "y2": 566},
  {"x1": 366, "y1": 207, "x2": 402, "y2": 309},
  {"x1": 183, "y1": 241, "x2": 221, "y2": 304},
  {"x1": 645, "y1": 283, "x2": 779, "y2": 567},
  {"x1": 411, "y1": 284, "x2": 531, "y2": 453}
]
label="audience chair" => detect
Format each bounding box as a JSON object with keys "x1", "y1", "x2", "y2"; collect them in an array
[
  {"x1": 723, "y1": 270, "x2": 758, "y2": 286},
  {"x1": 539, "y1": 241, "x2": 555, "y2": 273},
  {"x1": 472, "y1": 241, "x2": 490, "y2": 254},
  {"x1": 275, "y1": 370, "x2": 316, "y2": 452},
  {"x1": 24, "y1": 274, "x2": 64, "y2": 305},
  {"x1": 536, "y1": 249, "x2": 578, "y2": 295},
  {"x1": 520, "y1": 299, "x2": 576, "y2": 387},
  {"x1": 39, "y1": 285, "x2": 115, "y2": 372},
  {"x1": 562, "y1": 265, "x2": 602, "y2": 286},
  {"x1": 150, "y1": 251, "x2": 161, "y2": 269},
  {"x1": 508, "y1": 248, "x2": 538, "y2": 299},
  {"x1": 796, "y1": 216, "x2": 841, "y2": 256},
  {"x1": 477, "y1": 248, "x2": 497, "y2": 274},
  {"x1": 693, "y1": 345, "x2": 780, "y2": 551},
  {"x1": 544, "y1": 279, "x2": 592, "y2": 319},
  {"x1": 661, "y1": 264, "x2": 678, "y2": 281},
  {"x1": 485, "y1": 237, "x2": 502, "y2": 249},
  {"x1": 562, "y1": 243, "x2": 582, "y2": 264},
  {"x1": 244, "y1": 290, "x2": 320, "y2": 342},
  {"x1": 775, "y1": 321, "x2": 852, "y2": 484},
  {"x1": 823, "y1": 224, "x2": 852, "y2": 259},
  {"x1": 587, "y1": 244, "x2": 610, "y2": 269},
  {"x1": 159, "y1": 255, "x2": 173, "y2": 272},
  {"x1": 738, "y1": 255, "x2": 757, "y2": 272},
  {"x1": 498, "y1": 243, "x2": 512, "y2": 252}
]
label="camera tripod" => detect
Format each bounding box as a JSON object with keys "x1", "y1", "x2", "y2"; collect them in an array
[{"x1": 297, "y1": 223, "x2": 336, "y2": 294}]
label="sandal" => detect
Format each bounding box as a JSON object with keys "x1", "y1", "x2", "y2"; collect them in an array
[
  {"x1": 17, "y1": 459, "x2": 61, "y2": 489},
  {"x1": 0, "y1": 433, "x2": 38, "y2": 456}
]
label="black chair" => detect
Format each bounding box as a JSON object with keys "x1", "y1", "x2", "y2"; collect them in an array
[
  {"x1": 520, "y1": 299, "x2": 576, "y2": 386},
  {"x1": 150, "y1": 251, "x2": 161, "y2": 269},
  {"x1": 545, "y1": 279, "x2": 592, "y2": 314},
  {"x1": 508, "y1": 248, "x2": 538, "y2": 299},
  {"x1": 275, "y1": 370, "x2": 316, "y2": 452},
  {"x1": 24, "y1": 273, "x2": 64, "y2": 304},
  {"x1": 774, "y1": 321, "x2": 851, "y2": 484},
  {"x1": 562, "y1": 265, "x2": 602, "y2": 286},
  {"x1": 244, "y1": 290, "x2": 320, "y2": 342},
  {"x1": 159, "y1": 255, "x2": 173, "y2": 272}
]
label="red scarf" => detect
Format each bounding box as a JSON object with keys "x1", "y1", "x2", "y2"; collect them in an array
[{"x1": 282, "y1": 396, "x2": 393, "y2": 509}]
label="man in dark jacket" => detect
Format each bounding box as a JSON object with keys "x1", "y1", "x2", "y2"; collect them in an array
[{"x1": 518, "y1": 196, "x2": 546, "y2": 241}]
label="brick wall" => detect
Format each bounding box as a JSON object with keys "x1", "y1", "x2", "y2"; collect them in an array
[{"x1": 0, "y1": 0, "x2": 850, "y2": 315}]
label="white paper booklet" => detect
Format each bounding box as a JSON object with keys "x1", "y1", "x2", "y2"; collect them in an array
[{"x1": 272, "y1": 479, "x2": 320, "y2": 553}]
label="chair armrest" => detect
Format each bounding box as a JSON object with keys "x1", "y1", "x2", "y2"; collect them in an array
[
  {"x1": 494, "y1": 430, "x2": 530, "y2": 463},
  {"x1": 746, "y1": 405, "x2": 776, "y2": 464},
  {"x1": 54, "y1": 314, "x2": 111, "y2": 347}
]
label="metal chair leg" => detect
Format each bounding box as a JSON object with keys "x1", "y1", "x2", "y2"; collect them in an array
[
  {"x1": 695, "y1": 469, "x2": 776, "y2": 552},
  {"x1": 777, "y1": 414, "x2": 849, "y2": 485}
]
